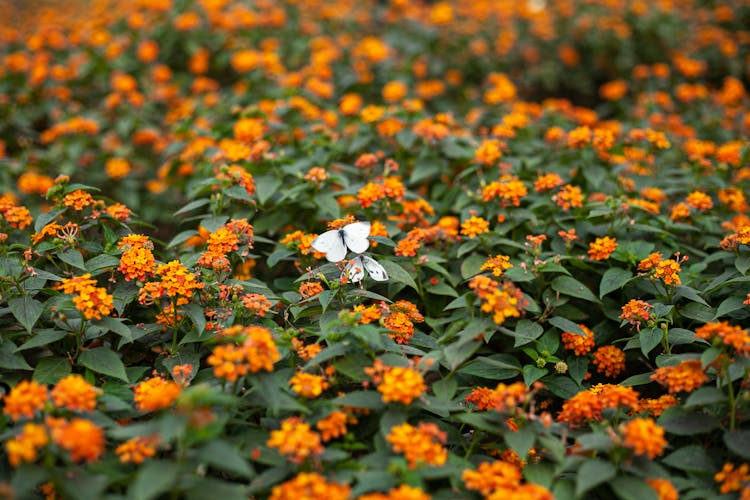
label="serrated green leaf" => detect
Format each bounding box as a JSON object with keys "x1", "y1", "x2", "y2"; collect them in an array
[
  {"x1": 724, "y1": 431, "x2": 750, "y2": 460},
  {"x1": 599, "y1": 268, "x2": 632, "y2": 298},
  {"x1": 333, "y1": 391, "x2": 385, "y2": 409},
  {"x1": 662, "y1": 445, "x2": 716, "y2": 472},
  {"x1": 57, "y1": 249, "x2": 87, "y2": 270},
  {"x1": 129, "y1": 460, "x2": 181, "y2": 500},
  {"x1": 548, "y1": 316, "x2": 587, "y2": 336},
  {"x1": 33, "y1": 356, "x2": 72, "y2": 384},
  {"x1": 609, "y1": 477, "x2": 659, "y2": 500},
  {"x1": 575, "y1": 459, "x2": 615, "y2": 497},
  {"x1": 78, "y1": 347, "x2": 129, "y2": 382},
  {"x1": 380, "y1": 260, "x2": 419, "y2": 292},
  {"x1": 639, "y1": 327, "x2": 663, "y2": 356},
  {"x1": 551, "y1": 276, "x2": 600, "y2": 303},
  {"x1": 9, "y1": 296, "x2": 44, "y2": 333},
  {"x1": 198, "y1": 440, "x2": 254, "y2": 478}
]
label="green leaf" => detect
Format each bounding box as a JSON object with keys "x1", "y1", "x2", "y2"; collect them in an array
[
  {"x1": 33, "y1": 356, "x2": 71, "y2": 384},
  {"x1": 599, "y1": 268, "x2": 632, "y2": 298},
  {"x1": 85, "y1": 254, "x2": 120, "y2": 272},
  {"x1": 724, "y1": 431, "x2": 750, "y2": 460},
  {"x1": 551, "y1": 276, "x2": 600, "y2": 303},
  {"x1": 460, "y1": 254, "x2": 486, "y2": 279},
  {"x1": 639, "y1": 327, "x2": 663, "y2": 356},
  {"x1": 94, "y1": 317, "x2": 133, "y2": 342},
  {"x1": 183, "y1": 303, "x2": 206, "y2": 337},
  {"x1": 315, "y1": 194, "x2": 340, "y2": 219},
  {"x1": 380, "y1": 261, "x2": 419, "y2": 292},
  {"x1": 541, "y1": 376, "x2": 578, "y2": 399},
  {"x1": 524, "y1": 463, "x2": 554, "y2": 488},
  {"x1": 16, "y1": 329, "x2": 67, "y2": 351},
  {"x1": 548, "y1": 316, "x2": 586, "y2": 336},
  {"x1": 78, "y1": 347, "x2": 129, "y2": 382},
  {"x1": 659, "y1": 412, "x2": 720, "y2": 435},
  {"x1": 714, "y1": 296, "x2": 746, "y2": 319},
  {"x1": 57, "y1": 249, "x2": 87, "y2": 270},
  {"x1": 522, "y1": 365, "x2": 547, "y2": 386},
  {"x1": 9, "y1": 296, "x2": 44, "y2": 333},
  {"x1": 568, "y1": 357, "x2": 589, "y2": 385},
  {"x1": 0, "y1": 342, "x2": 32, "y2": 370},
  {"x1": 512, "y1": 320, "x2": 543, "y2": 347},
  {"x1": 267, "y1": 249, "x2": 295, "y2": 268},
  {"x1": 184, "y1": 478, "x2": 248, "y2": 500},
  {"x1": 129, "y1": 460, "x2": 181, "y2": 500},
  {"x1": 432, "y1": 377, "x2": 457, "y2": 400},
  {"x1": 443, "y1": 339, "x2": 481, "y2": 371},
  {"x1": 674, "y1": 285, "x2": 709, "y2": 306},
  {"x1": 198, "y1": 440, "x2": 254, "y2": 478},
  {"x1": 255, "y1": 176, "x2": 282, "y2": 205},
  {"x1": 575, "y1": 459, "x2": 615, "y2": 497},
  {"x1": 333, "y1": 391, "x2": 385, "y2": 409},
  {"x1": 505, "y1": 427, "x2": 535, "y2": 459},
  {"x1": 609, "y1": 477, "x2": 659, "y2": 500},
  {"x1": 662, "y1": 445, "x2": 716, "y2": 472},
  {"x1": 684, "y1": 387, "x2": 727, "y2": 408}
]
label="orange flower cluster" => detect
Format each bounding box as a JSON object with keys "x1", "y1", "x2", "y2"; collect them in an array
[
  {"x1": 315, "y1": 410, "x2": 356, "y2": 442},
  {"x1": 637, "y1": 395, "x2": 679, "y2": 417},
  {"x1": 216, "y1": 165, "x2": 256, "y2": 197},
  {"x1": 280, "y1": 230, "x2": 322, "y2": 258},
  {"x1": 475, "y1": 139, "x2": 503, "y2": 164},
  {"x1": 651, "y1": 359, "x2": 707, "y2": 393},
  {"x1": 268, "y1": 472, "x2": 350, "y2": 500},
  {"x1": 481, "y1": 175, "x2": 528, "y2": 207},
  {"x1": 468, "y1": 275, "x2": 525, "y2": 325},
  {"x1": 299, "y1": 281, "x2": 324, "y2": 298},
  {"x1": 133, "y1": 376, "x2": 182, "y2": 412},
  {"x1": 620, "y1": 299, "x2": 653, "y2": 331},
  {"x1": 55, "y1": 273, "x2": 114, "y2": 320},
  {"x1": 207, "y1": 325, "x2": 280, "y2": 381},
  {"x1": 289, "y1": 372, "x2": 329, "y2": 398},
  {"x1": 5, "y1": 423, "x2": 48, "y2": 467},
  {"x1": 62, "y1": 189, "x2": 95, "y2": 210},
  {"x1": 267, "y1": 417, "x2": 324, "y2": 464},
  {"x1": 460, "y1": 216, "x2": 490, "y2": 238},
  {"x1": 557, "y1": 384, "x2": 639, "y2": 427},
  {"x1": 646, "y1": 478, "x2": 679, "y2": 500},
  {"x1": 118, "y1": 234, "x2": 156, "y2": 281},
  {"x1": 17, "y1": 171, "x2": 54, "y2": 195},
  {"x1": 561, "y1": 324, "x2": 596, "y2": 356},
  {"x1": 51, "y1": 374, "x2": 99, "y2": 412},
  {"x1": 0, "y1": 198, "x2": 33, "y2": 229},
  {"x1": 621, "y1": 417, "x2": 667, "y2": 459},
  {"x1": 715, "y1": 463, "x2": 750, "y2": 494},
  {"x1": 46, "y1": 417, "x2": 105, "y2": 463},
  {"x1": 463, "y1": 460, "x2": 553, "y2": 499},
  {"x1": 695, "y1": 321, "x2": 750, "y2": 355},
  {"x1": 240, "y1": 292, "x2": 273, "y2": 317},
  {"x1": 480, "y1": 254, "x2": 513, "y2": 277},
  {"x1": 115, "y1": 436, "x2": 160, "y2": 464},
  {"x1": 358, "y1": 484, "x2": 431, "y2": 500},
  {"x1": 2, "y1": 380, "x2": 48, "y2": 420},
  {"x1": 357, "y1": 176, "x2": 405, "y2": 208},
  {"x1": 368, "y1": 363, "x2": 426, "y2": 405},
  {"x1": 553, "y1": 184, "x2": 583, "y2": 210},
  {"x1": 143, "y1": 260, "x2": 204, "y2": 306},
  {"x1": 587, "y1": 236, "x2": 618, "y2": 261},
  {"x1": 592, "y1": 345, "x2": 626, "y2": 378},
  {"x1": 386, "y1": 422, "x2": 447, "y2": 469}
]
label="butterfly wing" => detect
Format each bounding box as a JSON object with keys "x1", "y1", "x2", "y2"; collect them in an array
[
  {"x1": 312, "y1": 230, "x2": 347, "y2": 262},
  {"x1": 342, "y1": 221, "x2": 371, "y2": 254},
  {"x1": 344, "y1": 256, "x2": 366, "y2": 283},
  {"x1": 362, "y1": 255, "x2": 388, "y2": 281}
]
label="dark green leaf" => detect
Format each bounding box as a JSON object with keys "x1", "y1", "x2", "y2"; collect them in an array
[
  {"x1": 505, "y1": 427, "x2": 535, "y2": 459},
  {"x1": 333, "y1": 391, "x2": 385, "y2": 409},
  {"x1": 129, "y1": 460, "x2": 181, "y2": 500},
  {"x1": 33, "y1": 356, "x2": 71, "y2": 384},
  {"x1": 599, "y1": 268, "x2": 632, "y2": 298},
  {"x1": 8, "y1": 296, "x2": 44, "y2": 333},
  {"x1": 609, "y1": 477, "x2": 659, "y2": 500},
  {"x1": 575, "y1": 459, "x2": 615, "y2": 497},
  {"x1": 16, "y1": 329, "x2": 67, "y2": 351},
  {"x1": 183, "y1": 303, "x2": 206, "y2": 337},
  {"x1": 639, "y1": 327, "x2": 663, "y2": 356},
  {"x1": 198, "y1": 440, "x2": 254, "y2": 478},
  {"x1": 541, "y1": 375, "x2": 578, "y2": 399},
  {"x1": 57, "y1": 249, "x2": 87, "y2": 270},
  {"x1": 85, "y1": 254, "x2": 120, "y2": 272},
  {"x1": 663, "y1": 445, "x2": 716, "y2": 472},
  {"x1": 684, "y1": 387, "x2": 727, "y2": 408},
  {"x1": 548, "y1": 316, "x2": 586, "y2": 336},
  {"x1": 381, "y1": 261, "x2": 419, "y2": 292},
  {"x1": 0, "y1": 342, "x2": 32, "y2": 370},
  {"x1": 78, "y1": 347, "x2": 129, "y2": 382},
  {"x1": 512, "y1": 320, "x2": 543, "y2": 347},
  {"x1": 522, "y1": 365, "x2": 547, "y2": 386},
  {"x1": 724, "y1": 431, "x2": 750, "y2": 460},
  {"x1": 659, "y1": 412, "x2": 720, "y2": 435},
  {"x1": 551, "y1": 276, "x2": 600, "y2": 303}
]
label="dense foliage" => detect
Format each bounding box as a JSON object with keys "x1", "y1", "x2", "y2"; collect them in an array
[{"x1": 0, "y1": 1, "x2": 749, "y2": 499}]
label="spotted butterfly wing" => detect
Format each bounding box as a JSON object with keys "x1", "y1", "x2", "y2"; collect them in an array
[
  {"x1": 344, "y1": 257, "x2": 366, "y2": 283},
  {"x1": 362, "y1": 255, "x2": 388, "y2": 281}
]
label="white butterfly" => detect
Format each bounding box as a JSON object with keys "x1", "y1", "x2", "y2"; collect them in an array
[
  {"x1": 311, "y1": 221, "x2": 371, "y2": 262},
  {"x1": 344, "y1": 255, "x2": 389, "y2": 283}
]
